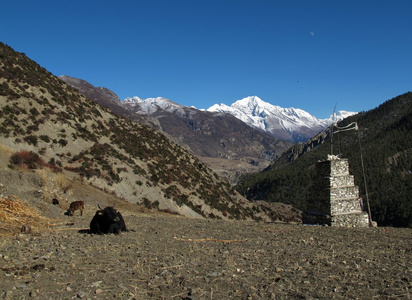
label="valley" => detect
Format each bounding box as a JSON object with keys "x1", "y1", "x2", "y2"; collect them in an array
[{"x1": 1, "y1": 2, "x2": 412, "y2": 298}]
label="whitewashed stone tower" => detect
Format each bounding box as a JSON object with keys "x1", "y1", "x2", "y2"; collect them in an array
[{"x1": 305, "y1": 155, "x2": 370, "y2": 227}]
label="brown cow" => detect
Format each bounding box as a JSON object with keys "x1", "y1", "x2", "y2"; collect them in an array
[{"x1": 66, "y1": 201, "x2": 85, "y2": 216}]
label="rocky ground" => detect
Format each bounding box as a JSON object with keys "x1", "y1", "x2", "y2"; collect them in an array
[{"x1": 1, "y1": 210, "x2": 411, "y2": 299}]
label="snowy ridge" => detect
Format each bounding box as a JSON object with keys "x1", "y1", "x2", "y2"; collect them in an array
[
  {"x1": 207, "y1": 96, "x2": 356, "y2": 141},
  {"x1": 122, "y1": 95, "x2": 356, "y2": 142},
  {"x1": 208, "y1": 96, "x2": 321, "y2": 131},
  {"x1": 123, "y1": 96, "x2": 187, "y2": 116}
]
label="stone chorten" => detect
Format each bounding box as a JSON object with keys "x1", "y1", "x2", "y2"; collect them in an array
[{"x1": 304, "y1": 155, "x2": 370, "y2": 227}]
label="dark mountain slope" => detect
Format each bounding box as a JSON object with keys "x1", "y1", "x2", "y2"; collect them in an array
[
  {"x1": 59, "y1": 75, "x2": 121, "y2": 105},
  {"x1": 60, "y1": 75, "x2": 292, "y2": 182},
  {"x1": 0, "y1": 42, "x2": 287, "y2": 221},
  {"x1": 236, "y1": 92, "x2": 412, "y2": 227},
  {"x1": 147, "y1": 106, "x2": 289, "y2": 161},
  {"x1": 58, "y1": 75, "x2": 151, "y2": 126}
]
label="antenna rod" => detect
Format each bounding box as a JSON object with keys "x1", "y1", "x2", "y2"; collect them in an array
[
  {"x1": 357, "y1": 126, "x2": 373, "y2": 225},
  {"x1": 330, "y1": 104, "x2": 337, "y2": 156},
  {"x1": 330, "y1": 123, "x2": 334, "y2": 156}
]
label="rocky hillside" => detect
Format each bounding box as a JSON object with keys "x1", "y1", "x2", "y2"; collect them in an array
[
  {"x1": 57, "y1": 75, "x2": 152, "y2": 127},
  {"x1": 0, "y1": 42, "x2": 298, "y2": 222},
  {"x1": 59, "y1": 76, "x2": 292, "y2": 182},
  {"x1": 236, "y1": 92, "x2": 412, "y2": 228}
]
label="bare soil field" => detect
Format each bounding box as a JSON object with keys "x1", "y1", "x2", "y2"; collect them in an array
[{"x1": 1, "y1": 210, "x2": 411, "y2": 299}]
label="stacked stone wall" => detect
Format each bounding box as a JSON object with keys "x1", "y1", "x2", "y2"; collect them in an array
[
  {"x1": 332, "y1": 213, "x2": 369, "y2": 227},
  {"x1": 330, "y1": 159, "x2": 350, "y2": 176},
  {"x1": 330, "y1": 186, "x2": 359, "y2": 201},
  {"x1": 304, "y1": 157, "x2": 369, "y2": 227},
  {"x1": 330, "y1": 198, "x2": 362, "y2": 215},
  {"x1": 330, "y1": 175, "x2": 354, "y2": 188}
]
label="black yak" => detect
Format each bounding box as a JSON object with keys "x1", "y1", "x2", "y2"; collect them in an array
[{"x1": 89, "y1": 206, "x2": 127, "y2": 234}]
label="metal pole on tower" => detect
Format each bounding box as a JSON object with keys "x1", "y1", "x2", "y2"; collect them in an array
[{"x1": 330, "y1": 104, "x2": 337, "y2": 156}]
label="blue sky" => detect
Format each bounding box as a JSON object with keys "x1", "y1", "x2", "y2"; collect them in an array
[{"x1": 1, "y1": 0, "x2": 411, "y2": 118}]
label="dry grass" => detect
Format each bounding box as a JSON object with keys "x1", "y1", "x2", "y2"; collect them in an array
[
  {"x1": 54, "y1": 172, "x2": 73, "y2": 192},
  {"x1": 0, "y1": 144, "x2": 14, "y2": 168},
  {"x1": 0, "y1": 195, "x2": 53, "y2": 236},
  {"x1": 0, "y1": 144, "x2": 14, "y2": 155},
  {"x1": 36, "y1": 168, "x2": 74, "y2": 202}
]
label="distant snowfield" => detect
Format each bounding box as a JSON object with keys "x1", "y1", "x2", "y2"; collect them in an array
[
  {"x1": 123, "y1": 96, "x2": 190, "y2": 117},
  {"x1": 207, "y1": 96, "x2": 354, "y2": 131},
  {"x1": 123, "y1": 95, "x2": 357, "y2": 142}
]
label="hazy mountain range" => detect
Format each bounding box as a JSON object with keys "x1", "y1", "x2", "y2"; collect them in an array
[
  {"x1": 123, "y1": 95, "x2": 356, "y2": 142},
  {"x1": 207, "y1": 96, "x2": 355, "y2": 142},
  {"x1": 59, "y1": 76, "x2": 290, "y2": 181},
  {"x1": 59, "y1": 75, "x2": 356, "y2": 182}
]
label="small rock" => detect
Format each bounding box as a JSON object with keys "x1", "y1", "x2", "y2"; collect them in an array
[
  {"x1": 90, "y1": 281, "x2": 102, "y2": 288},
  {"x1": 95, "y1": 289, "x2": 103, "y2": 295},
  {"x1": 3, "y1": 291, "x2": 13, "y2": 298},
  {"x1": 29, "y1": 291, "x2": 37, "y2": 297},
  {"x1": 77, "y1": 290, "x2": 86, "y2": 298},
  {"x1": 16, "y1": 283, "x2": 28, "y2": 290},
  {"x1": 20, "y1": 225, "x2": 32, "y2": 233},
  {"x1": 32, "y1": 264, "x2": 45, "y2": 271},
  {"x1": 40, "y1": 252, "x2": 53, "y2": 260}
]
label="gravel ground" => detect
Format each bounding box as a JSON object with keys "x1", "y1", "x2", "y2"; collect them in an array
[{"x1": 1, "y1": 212, "x2": 411, "y2": 300}]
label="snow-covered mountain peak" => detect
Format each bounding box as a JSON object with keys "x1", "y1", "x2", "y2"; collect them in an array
[
  {"x1": 233, "y1": 95, "x2": 266, "y2": 108},
  {"x1": 232, "y1": 96, "x2": 276, "y2": 116},
  {"x1": 124, "y1": 96, "x2": 172, "y2": 105},
  {"x1": 121, "y1": 94, "x2": 356, "y2": 142},
  {"x1": 207, "y1": 96, "x2": 357, "y2": 142},
  {"x1": 335, "y1": 110, "x2": 355, "y2": 120},
  {"x1": 123, "y1": 96, "x2": 186, "y2": 116},
  {"x1": 208, "y1": 96, "x2": 319, "y2": 130}
]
